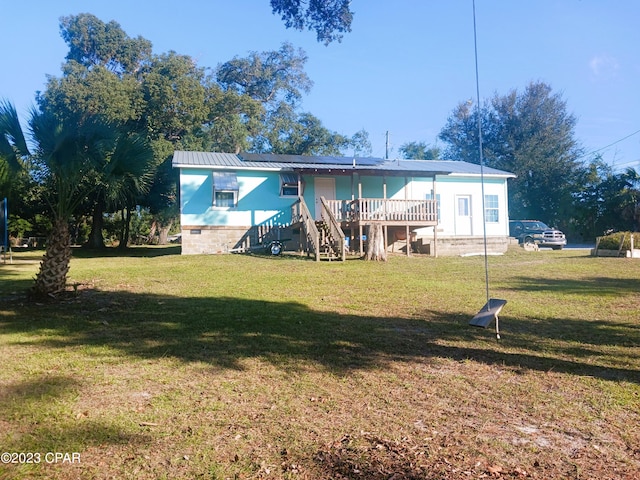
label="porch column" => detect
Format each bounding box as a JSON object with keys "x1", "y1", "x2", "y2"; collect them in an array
[
  {"x1": 433, "y1": 177, "x2": 438, "y2": 258},
  {"x1": 297, "y1": 173, "x2": 303, "y2": 255},
  {"x1": 358, "y1": 181, "x2": 363, "y2": 255},
  {"x1": 405, "y1": 176, "x2": 410, "y2": 257},
  {"x1": 383, "y1": 176, "x2": 388, "y2": 254},
  {"x1": 349, "y1": 172, "x2": 355, "y2": 253}
]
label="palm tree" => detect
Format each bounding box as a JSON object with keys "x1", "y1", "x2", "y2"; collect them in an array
[
  {"x1": 1, "y1": 100, "x2": 154, "y2": 297},
  {"x1": 84, "y1": 133, "x2": 158, "y2": 249},
  {"x1": 103, "y1": 133, "x2": 158, "y2": 249}
]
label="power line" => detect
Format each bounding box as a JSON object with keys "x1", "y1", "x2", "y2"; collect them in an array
[
  {"x1": 610, "y1": 159, "x2": 640, "y2": 173},
  {"x1": 580, "y1": 128, "x2": 640, "y2": 159}
]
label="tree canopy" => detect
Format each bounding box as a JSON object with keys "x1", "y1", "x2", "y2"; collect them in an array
[
  {"x1": 439, "y1": 81, "x2": 583, "y2": 227},
  {"x1": 216, "y1": 42, "x2": 369, "y2": 156},
  {"x1": 399, "y1": 141, "x2": 441, "y2": 160},
  {"x1": 59, "y1": 13, "x2": 152, "y2": 74},
  {"x1": 217, "y1": 42, "x2": 312, "y2": 108},
  {"x1": 270, "y1": 0, "x2": 354, "y2": 44},
  {"x1": 572, "y1": 158, "x2": 640, "y2": 237},
  {"x1": 263, "y1": 110, "x2": 350, "y2": 156}
]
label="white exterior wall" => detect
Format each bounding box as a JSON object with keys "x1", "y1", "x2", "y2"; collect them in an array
[{"x1": 411, "y1": 175, "x2": 510, "y2": 238}]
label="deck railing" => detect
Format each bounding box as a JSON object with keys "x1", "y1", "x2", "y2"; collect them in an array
[
  {"x1": 326, "y1": 198, "x2": 438, "y2": 223},
  {"x1": 291, "y1": 196, "x2": 320, "y2": 261}
]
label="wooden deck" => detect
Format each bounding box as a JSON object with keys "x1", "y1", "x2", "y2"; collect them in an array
[
  {"x1": 290, "y1": 197, "x2": 438, "y2": 259},
  {"x1": 326, "y1": 198, "x2": 438, "y2": 227}
]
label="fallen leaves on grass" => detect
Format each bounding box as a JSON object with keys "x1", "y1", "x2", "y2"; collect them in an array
[
  {"x1": 487, "y1": 464, "x2": 503, "y2": 476},
  {"x1": 315, "y1": 433, "x2": 430, "y2": 479}
]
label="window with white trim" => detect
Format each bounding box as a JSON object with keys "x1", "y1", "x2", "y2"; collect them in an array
[
  {"x1": 484, "y1": 194, "x2": 499, "y2": 222},
  {"x1": 213, "y1": 172, "x2": 239, "y2": 208},
  {"x1": 280, "y1": 172, "x2": 299, "y2": 196},
  {"x1": 425, "y1": 191, "x2": 441, "y2": 222},
  {"x1": 457, "y1": 196, "x2": 470, "y2": 217}
]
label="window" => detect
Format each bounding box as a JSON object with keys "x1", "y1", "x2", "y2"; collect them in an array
[
  {"x1": 214, "y1": 191, "x2": 236, "y2": 207},
  {"x1": 425, "y1": 192, "x2": 441, "y2": 222},
  {"x1": 280, "y1": 172, "x2": 299, "y2": 196},
  {"x1": 457, "y1": 196, "x2": 470, "y2": 216},
  {"x1": 484, "y1": 194, "x2": 499, "y2": 222},
  {"x1": 213, "y1": 172, "x2": 239, "y2": 208}
]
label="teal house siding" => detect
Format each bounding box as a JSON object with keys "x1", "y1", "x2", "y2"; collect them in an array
[
  {"x1": 333, "y1": 175, "x2": 353, "y2": 200},
  {"x1": 181, "y1": 169, "x2": 296, "y2": 228},
  {"x1": 359, "y1": 175, "x2": 384, "y2": 198},
  {"x1": 385, "y1": 176, "x2": 407, "y2": 198}
]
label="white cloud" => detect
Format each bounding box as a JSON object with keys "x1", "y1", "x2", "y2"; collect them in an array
[{"x1": 589, "y1": 54, "x2": 620, "y2": 78}]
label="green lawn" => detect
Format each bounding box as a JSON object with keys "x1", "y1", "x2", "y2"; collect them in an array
[{"x1": 1, "y1": 247, "x2": 638, "y2": 479}]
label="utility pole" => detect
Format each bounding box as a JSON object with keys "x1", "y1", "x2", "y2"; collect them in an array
[{"x1": 385, "y1": 131, "x2": 390, "y2": 159}]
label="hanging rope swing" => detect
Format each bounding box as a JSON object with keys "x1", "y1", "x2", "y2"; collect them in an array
[{"x1": 467, "y1": 0, "x2": 506, "y2": 339}]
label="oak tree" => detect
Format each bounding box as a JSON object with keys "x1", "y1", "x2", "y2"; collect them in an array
[
  {"x1": 439, "y1": 82, "x2": 583, "y2": 227},
  {"x1": 399, "y1": 141, "x2": 441, "y2": 160},
  {"x1": 270, "y1": 0, "x2": 354, "y2": 44}
]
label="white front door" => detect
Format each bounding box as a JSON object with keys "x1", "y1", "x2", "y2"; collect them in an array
[
  {"x1": 314, "y1": 177, "x2": 336, "y2": 221},
  {"x1": 455, "y1": 195, "x2": 472, "y2": 235}
]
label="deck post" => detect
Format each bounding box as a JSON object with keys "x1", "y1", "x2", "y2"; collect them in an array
[
  {"x1": 433, "y1": 177, "x2": 438, "y2": 258},
  {"x1": 406, "y1": 224, "x2": 410, "y2": 257},
  {"x1": 404, "y1": 176, "x2": 410, "y2": 257},
  {"x1": 384, "y1": 225, "x2": 388, "y2": 253},
  {"x1": 358, "y1": 183, "x2": 363, "y2": 255}
]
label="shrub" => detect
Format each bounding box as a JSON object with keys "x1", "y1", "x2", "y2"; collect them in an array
[
  {"x1": 8, "y1": 215, "x2": 32, "y2": 238},
  {"x1": 597, "y1": 231, "x2": 640, "y2": 250}
]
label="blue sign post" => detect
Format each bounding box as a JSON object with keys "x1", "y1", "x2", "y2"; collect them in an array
[{"x1": 1, "y1": 197, "x2": 9, "y2": 263}]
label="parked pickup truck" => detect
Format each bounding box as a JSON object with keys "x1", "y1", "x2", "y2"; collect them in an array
[{"x1": 509, "y1": 220, "x2": 566, "y2": 250}]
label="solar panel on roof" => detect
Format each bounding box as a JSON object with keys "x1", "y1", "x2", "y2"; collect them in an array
[
  {"x1": 357, "y1": 157, "x2": 384, "y2": 166},
  {"x1": 238, "y1": 152, "x2": 385, "y2": 167},
  {"x1": 239, "y1": 153, "x2": 297, "y2": 163},
  {"x1": 173, "y1": 151, "x2": 514, "y2": 177}
]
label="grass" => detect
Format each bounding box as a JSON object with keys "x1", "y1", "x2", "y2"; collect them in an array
[{"x1": 0, "y1": 246, "x2": 639, "y2": 479}]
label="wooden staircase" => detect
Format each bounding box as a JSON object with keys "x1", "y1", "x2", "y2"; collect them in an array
[
  {"x1": 316, "y1": 220, "x2": 344, "y2": 260},
  {"x1": 291, "y1": 196, "x2": 346, "y2": 261}
]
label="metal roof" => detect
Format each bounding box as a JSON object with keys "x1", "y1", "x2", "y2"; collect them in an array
[{"x1": 172, "y1": 151, "x2": 515, "y2": 178}]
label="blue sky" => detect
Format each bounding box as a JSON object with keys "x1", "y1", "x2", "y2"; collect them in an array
[{"x1": 2, "y1": 1, "x2": 639, "y2": 170}]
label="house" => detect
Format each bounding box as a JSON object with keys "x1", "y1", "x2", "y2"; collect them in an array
[{"x1": 172, "y1": 151, "x2": 516, "y2": 258}]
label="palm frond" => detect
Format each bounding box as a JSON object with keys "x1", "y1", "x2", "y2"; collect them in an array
[
  {"x1": 103, "y1": 132, "x2": 155, "y2": 208},
  {"x1": 0, "y1": 99, "x2": 30, "y2": 171},
  {"x1": 28, "y1": 109, "x2": 115, "y2": 218}
]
